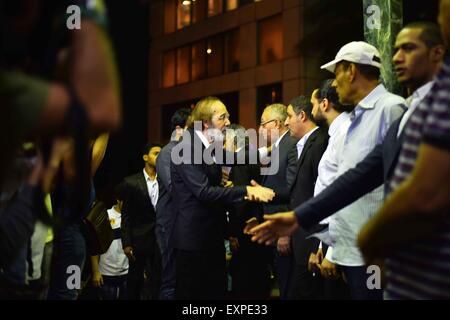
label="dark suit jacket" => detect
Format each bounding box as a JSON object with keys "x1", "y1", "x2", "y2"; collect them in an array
[
  {"x1": 288, "y1": 128, "x2": 329, "y2": 265},
  {"x1": 261, "y1": 132, "x2": 298, "y2": 214},
  {"x1": 121, "y1": 172, "x2": 157, "y2": 256},
  {"x1": 155, "y1": 141, "x2": 177, "y2": 250},
  {"x1": 296, "y1": 117, "x2": 406, "y2": 230},
  {"x1": 170, "y1": 129, "x2": 247, "y2": 252}
]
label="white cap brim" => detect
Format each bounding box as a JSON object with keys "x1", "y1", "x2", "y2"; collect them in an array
[{"x1": 320, "y1": 58, "x2": 343, "y2": 73}]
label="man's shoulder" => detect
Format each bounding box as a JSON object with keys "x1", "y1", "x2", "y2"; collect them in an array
[
  {"x1": 378, "y1": 91, "x2": 406, "y2": 109},
  {"x1": 124, "y1": 172, "x2": 143, "y2": 184}
]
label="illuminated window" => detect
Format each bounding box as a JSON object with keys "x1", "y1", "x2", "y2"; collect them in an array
[
  {"x1": 162, "y1": 50, "x2": 176, "y2": 88},
  {"x1": 207, "y1": 35, "x2": 224, "y2": 77},
  {"x1": 176, "y1": 46, "x2": 190, "y2": 84},
  {"x1": 177, "y1": 0, "x2": 192, "y2": 29},
  {"x1": 224, "y1": 29, "x2": 240, "y2": 73},
  {"x1": 191, "y1": 41, "x2": 207, "y2": 81},
  {"x1": 258, "y1": 14, "x2": 283, "y2": 65},
  {"x1": 226, "y1": 0, "x2": 239, "y2": 11},
  {"x1": 207, "y1": 0, "x2": 223, "y2": 17}
]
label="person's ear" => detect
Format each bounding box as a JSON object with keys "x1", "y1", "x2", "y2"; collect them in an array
[
  {"x1": 300, "y1": 110, "x2": 307, "y2": 122},
  {"x1": 348, "y1": 63, "x2": 357, "y2": 83},
  {"x1": 431, "y1": 45, "x2": 446, "y2": 63},
  {"x1": 143, "y1": 154, "x2": 148, "y2": 162},
  {"x1": 322, "y1": 98, "x2": 330, "y2": 112}
]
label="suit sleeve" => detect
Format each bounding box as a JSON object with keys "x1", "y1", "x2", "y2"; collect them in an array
[
  {"x1": 156, "y1": 147, "x2": 172, "y2": 194},
  {"x1": 175, "y1": 162, "x2": 246, "y2": 205},
  {"x1": 295, "y1": 142, "x2": 385, "y2": 229},
  {"x1": 120, "y1": 180, "x2": 132, "y2": 248}
]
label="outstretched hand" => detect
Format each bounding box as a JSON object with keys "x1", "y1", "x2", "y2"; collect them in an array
[{"x1": 245, "y1": 211, "x2": 299, "y2": 245}]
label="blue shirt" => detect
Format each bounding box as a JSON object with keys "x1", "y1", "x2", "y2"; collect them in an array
[{"x1": 328, "y1": 84, "x2": 405, "y2": 266}]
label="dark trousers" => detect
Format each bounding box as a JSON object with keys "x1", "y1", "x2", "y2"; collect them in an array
[
  {"x1": 274, "y1": 249, "x2": 295, "y2": 300},
  {"x1": 99, "y1": 275, "x2": 127, "y2": 300},
  {"x1": 156, "y1": 229, "x2": 176, "y2": 300},
  {"x1": 47, "y1": 223, "x2": 86, "y2": 300},
  {"x1": 229, "y1": 239, "x2": 271, "y2": 299},
  {"x1": 127, "y1": 251, "x2": 160, "y2": 300},
  {"x1": 289, "y1": 263, "x2": 322, "y2": 300},
  {"x1": 175, "y1": 247, "x2": 226, "y2": 300},
  {"x1": 340, "y1": 265, "x2": 383, "y2": 300}
]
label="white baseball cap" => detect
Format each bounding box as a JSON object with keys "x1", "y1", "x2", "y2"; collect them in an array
[{"x1": 320, "y1": 41, "x2": 382, "y2": 73}]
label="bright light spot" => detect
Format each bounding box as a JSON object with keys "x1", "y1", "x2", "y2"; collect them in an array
[
  {"x1": 182, "y1": 0, "x2": 191, "y2": 5},
  {"x1": 207, "y1": 48, "x2": 212, "y2": 54}
]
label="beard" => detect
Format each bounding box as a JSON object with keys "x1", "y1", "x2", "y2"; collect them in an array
[{"x1": 312, "y1": 111, "x2": 327, "y2": 128}]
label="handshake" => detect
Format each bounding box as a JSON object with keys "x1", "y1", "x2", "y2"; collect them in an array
[{"x1": 245, "y1": 180, "x2": 275, "y2": 203}]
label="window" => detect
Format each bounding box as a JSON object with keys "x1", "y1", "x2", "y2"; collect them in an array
[
  {"x1": 208, "y1": 0, "x2": 223, "y2": 17},
  {"x1": 162, "y1": 50, "x2": 176, "y2": 88},
  {"x1": 257, "y1": 83, "x2": 282, "y2": 121},
  {"x1": 161, "y1": 29, "x2": 240, "y2": 87},
  {"x1": 191, "y1": 41, "x2": 207, "y2": 81},
  {"x1": 224, "y1": 29, "x2": 240, "y2": 73},
  {"x1": 164, "y1": 0, "x2": 176, "y2": 34},
  {"x1": 193, "y1": 0, "x2": 206, "y2": 23},
  {"x1": 226, "y1": 0, "x2": 239, "y2": 11},
  {"x1": 176, "y1": 46, "x2": 190, "y2": 84},
  {"x1": 207, "y1": 35, "x2": 224, "y2": 77},
  {"x1": 258, "y1": 14, "x2": 283, "y2": 65},
  {"x1": 177, "y1": 0, "x2": 192, "y2": 29}
]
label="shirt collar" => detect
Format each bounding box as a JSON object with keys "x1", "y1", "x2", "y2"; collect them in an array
[
  {"x1": 194, "y1": 130, "x2": 211, "y2": 149},
  {"x1": 328, "y1": 112, "x2": 350, "y2": 137},
  {"x1": 274, "y1": 130, "x2": 289, "y2": 148},
  {"x1": 411, "y1": 81, "x2": 434, "y2": 102},
  {"x1": 357, "y1": 84, "x2": 387, "y2": 110},
  {"x1": 297, "y1": 126, "x2": 319, "y2": 148},
  {"x1": 143, "y1": 168, "x2": 157, "y2": 183}
]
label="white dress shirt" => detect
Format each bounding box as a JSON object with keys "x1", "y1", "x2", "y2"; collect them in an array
[
  {"x1": 314, "y1": 112, "x2": 351, "y2": 196},
  {"x1": 397, "y1": 81, "x2": 434, "y2": 137},
  {"x1": 313, "y1": 113, "x2": 351, "y2": 262},
  {"x1": 143, "y1": 168, "x2": 158, "y2": 209},
  {"x1": 296, "y1": 127, "x2": 319, "y2": 159}
]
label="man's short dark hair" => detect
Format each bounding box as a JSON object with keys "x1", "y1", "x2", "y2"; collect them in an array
[
  {"x1": 114, "y1": 182, "x2": 126, "y2": 202},
  {"x1": 403, "y1": 21, "x2": 445, "y2": 48},
  {"x1": 340, "y1": 60, "x2": 381, "y2": 81},
  {"x1": 171, "y1": 108, "x2": 191, "y2": 131},
  {"x1": 289, "y1": 95, "x2": 314, "y2": 121},
  {"x1": 142, "y1": 142, "x2": 162, "y2": 156},
  {"x1": 317, "y1": 79, "x2": 353, "y2": 113}
]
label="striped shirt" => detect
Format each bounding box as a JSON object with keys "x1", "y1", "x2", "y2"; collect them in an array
[
  {"x1": 385, "y1": 55, "x2": 450, "y2": 300},
  {"x1": 329, "y1": 84, "x2": 405, "y2": 266}
]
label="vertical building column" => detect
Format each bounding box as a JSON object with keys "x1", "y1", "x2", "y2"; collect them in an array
[{"x1": 363, "y1": 0, "x2": 403, "y2": 93}]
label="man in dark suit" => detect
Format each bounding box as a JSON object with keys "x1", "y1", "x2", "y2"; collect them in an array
[
  {"x1": 283, "y1": 96, "x2": 328, "y2": 299},
  {"x1": 258, "y1": 103, "x2": 298, "y2": 299},
  {"x1": 155, "y1": 108, "x2": 191, "y2": 300},
  {"x1": 170, "y1": 96, "x2": 275, "y2": 300},
  {"x1": 121, "y1": 142, "x2": 162, "y2": 299}
]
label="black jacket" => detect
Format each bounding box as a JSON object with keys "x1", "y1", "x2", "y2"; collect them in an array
[
  {"x1": 121, "y1": 172, "x2": 157, "y2": 256},
  {"x1": 261, "y1": 132, "x2": 298, "y2": 214},
  {"x1": 170, "y1": 129, "x2": 247, "y2": 251}
]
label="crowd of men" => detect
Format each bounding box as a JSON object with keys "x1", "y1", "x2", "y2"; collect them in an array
[{"x1": 1, "y1": 0, "x2": 450, "y2": 300}]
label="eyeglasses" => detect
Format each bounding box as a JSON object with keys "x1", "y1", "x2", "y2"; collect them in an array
[
  {"x1": 215, "y1": 113, "x2": 230, "y2": 121},
  {"x1": 260, "y1": 119, "x2": 277, "y2": 126}
]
